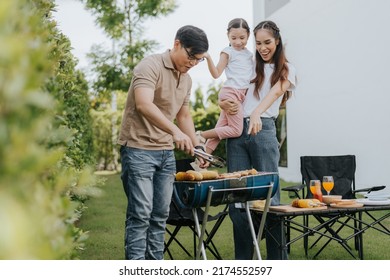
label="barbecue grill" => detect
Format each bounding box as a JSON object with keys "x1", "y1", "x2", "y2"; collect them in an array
[{"x1": 173, "y1": 171, "x2": 279, "y2": 260}]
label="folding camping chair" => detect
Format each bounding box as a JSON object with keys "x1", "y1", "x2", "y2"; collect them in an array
[
  {"x1": 282, "y1": 155, "x2": 386, "y2": 258},
  {"x1": 283, "y1": 155, "x2": 385, "y2": 200},
  {"x1": 164, "y1": 159, "x2": 229, "y2": 260}
]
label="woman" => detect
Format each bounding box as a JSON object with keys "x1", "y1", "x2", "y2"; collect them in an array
[{"x1": 222, "y1": 20, "x2": 297, "y2": 260}]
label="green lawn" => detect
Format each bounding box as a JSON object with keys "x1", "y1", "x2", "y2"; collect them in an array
[{"x1": 77, "y1": 173, "x2": 390, "y2": 260}]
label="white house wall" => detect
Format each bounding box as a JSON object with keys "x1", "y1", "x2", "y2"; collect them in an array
[{"x1": 253, "y1": 0, "x2": 390, "y2": 194}]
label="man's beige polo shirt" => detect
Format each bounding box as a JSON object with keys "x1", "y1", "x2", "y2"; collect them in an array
[{"x1": 117, "y1": 50, "x2": 192, "y2": 150}]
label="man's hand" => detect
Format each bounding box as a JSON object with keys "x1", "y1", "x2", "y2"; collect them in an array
[{"x1": 173, "y1": 131, "x2": 194, "y2": 155}]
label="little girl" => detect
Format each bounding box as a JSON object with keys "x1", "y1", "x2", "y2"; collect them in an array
[{"x1": 198, "y1": 18, "x2": 253, "y2": 154}]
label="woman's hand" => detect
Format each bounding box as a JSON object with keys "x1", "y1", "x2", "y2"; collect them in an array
[
  {"x1": 219, "y1": 99, "x2": 240, "y2": 115},
  {"x1": 248, "y1": 112, "x2": 262, "y2": 135}
]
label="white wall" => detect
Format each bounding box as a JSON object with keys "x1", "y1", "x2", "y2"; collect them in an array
[{"x1": 254, "y1": 0, "x2": 390, "y2": 194}]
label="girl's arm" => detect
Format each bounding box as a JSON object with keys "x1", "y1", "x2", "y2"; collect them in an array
[
  {"x1": 205, "y1": 52, "x2": 229, "y2": 79},
  {"x1": 248, "y1": 79, "x2": 291, "y2": 135}
]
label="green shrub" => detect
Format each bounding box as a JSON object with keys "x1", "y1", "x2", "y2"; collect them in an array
[{"x1": 0, "y1": 0, "x2": 99, "y2": 259}]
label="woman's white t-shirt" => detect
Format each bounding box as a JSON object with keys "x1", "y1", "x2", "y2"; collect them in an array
[{"x1": 242, "y1": 63, "x2": 297, "y2": 118}]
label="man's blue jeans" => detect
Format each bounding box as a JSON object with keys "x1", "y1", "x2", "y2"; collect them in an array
[{"x1": 120, "y1": 146, "x2": 176, "y2": 260}]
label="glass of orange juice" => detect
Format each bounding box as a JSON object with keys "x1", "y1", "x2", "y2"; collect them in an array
[
  {"x1": 322, "y1": 176, "x2": 334, "y2": 195},
  {"x1": 309, "y1": 180, "x2": 323, "y2": 202}
]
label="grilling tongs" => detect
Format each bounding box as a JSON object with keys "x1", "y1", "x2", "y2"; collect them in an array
[{"x1": 194, "y1": 148, "x2": 226, "y2": 168}]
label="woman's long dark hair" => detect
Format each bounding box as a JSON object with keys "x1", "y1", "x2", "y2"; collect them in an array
[{"x1": 251, "y1": 20, "x2": 291, "y2": 106}]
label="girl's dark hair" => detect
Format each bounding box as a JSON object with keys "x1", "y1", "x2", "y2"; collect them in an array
[
  {"x1": 175, "y1": 25, "x2": 209, "y2": 55},
  {"x1": 227, "y1": 18, "x2": 250, "y2": 35},
  {"x1": 251, "y1": 20, "x2": 291, "y2": 106}
]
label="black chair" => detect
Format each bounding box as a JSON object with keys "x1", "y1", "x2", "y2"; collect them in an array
[
  {"x1": 164, "y1": 159, "x2": 229, "y2": 260},
  {"x1": 282, "y1": 155, "x2": 386, "y2": 258},
  {"x1": 283, "y1": 155, "x2": 385, "y2": 200}
]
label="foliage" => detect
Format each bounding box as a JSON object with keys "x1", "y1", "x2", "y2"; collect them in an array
[
  {"x1": 80, "y1": 0, "x2": 177, "y2": 104},
  {"x1": 45, "y1": 32, "x2": 95, "y2": 169},
  {"x1": 86, "y1": 45, "x2": 130, "y2": 97},
  {"x1": 0, "y1": 0, "x2": 99, "y2": 259},
  {"x1": 90, "y1": 101, "x2": 123, "y2": 171},
  {"x1": 190, "y1": 82, "x2": 226, "y2": 160},
  {"x1": 91, "y1": 108, "x2": 116, "y2": 170},
  {"x1": 192, "y1": 86, "x2": 205, "y2": 111},
  {"x1": 81, "y1": 0, "x2": 177, "y2": 40}
]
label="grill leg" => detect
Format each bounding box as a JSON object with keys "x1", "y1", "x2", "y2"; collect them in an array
[
  {"x1": 195, "y1": 186, "x2": 215, "y2": 260},
  {"x1": 245, "y1": 202, "x2": 261, "y2": 259},
  {"x1": 193, "y1": 208, "x2": 207, "y2": 260},
  {"x1": 252, "y1": 183, "x2": 274, "y2": 260}
]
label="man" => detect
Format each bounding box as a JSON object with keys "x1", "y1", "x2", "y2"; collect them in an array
[{"x1": 117, "y1": 25, "x2": 209, "y2": 260}]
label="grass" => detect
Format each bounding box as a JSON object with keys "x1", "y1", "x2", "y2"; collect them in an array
[
  {"x1": 78, "y1": 174, "x2": 126, "y2": 259},
  {"x1": 77, "y1": 173, "x2": 390, "y2": 260}
]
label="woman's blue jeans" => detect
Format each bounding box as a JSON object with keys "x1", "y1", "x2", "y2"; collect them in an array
[
  {"x1": 120, "y1": 146, "x2": 176, "y2": 260},
  {"x1": 227, "y1": 117, "x2": 288, "y2": 260}
]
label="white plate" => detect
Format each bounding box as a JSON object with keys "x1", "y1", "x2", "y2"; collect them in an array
[
  {"x1": 356, "y1": 198, "x2": 390, "y2": 206},
  {"x1": 364, "y1": 196, "x2": 390, "y2": 201}
]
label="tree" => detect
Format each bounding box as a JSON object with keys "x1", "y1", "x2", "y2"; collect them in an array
[{"x1": 81, "y1": 0, "x2": 177, "y2": 103}]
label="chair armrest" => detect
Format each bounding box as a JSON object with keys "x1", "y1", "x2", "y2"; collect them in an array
[
  {"x1": 282, "y1": 184, "x2": 305, "y2": 192},
  {"x1": 353, "y1": 185, "x2": 386, "y2": 194},
  {"x1": 282, "y1": 184, "x2": 305, "y2": 199}
]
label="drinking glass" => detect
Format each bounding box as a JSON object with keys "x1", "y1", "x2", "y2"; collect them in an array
[
  {"x1": 309, "y1": 180, "x2": 323, "y2": 201},
  {"x1": 322, "y1": 176, "x2": 334, "y2": 195}
]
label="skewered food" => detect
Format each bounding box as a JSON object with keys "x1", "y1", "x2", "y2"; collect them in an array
[
  {"x1": 175, "y1": 168, "x2": 258, "y2": 181},
  {"x1": 218, "y1": 172, "x2": 242, "y2": 179},
  {"x1": 199, "y1": 170, "x2": 219, "y2": 180},
  {"x1": 185, "y1": 170, "x2": 203, "y2": 181},
  {"x1": 219, "y1": 168, "x2": 258, "y2": 179},
  {"x1": 175, "y1": 171, "x2": 196, "y2": 181},
  {"x1": 292, "y1": 198, "x2": 325, "y2": 208},
  {"x1": 332, "y1": 200, "x2": 355, "y2": 206},
  {"x1": 247, "y1": 168, "x2": 258, "y2": 175}
]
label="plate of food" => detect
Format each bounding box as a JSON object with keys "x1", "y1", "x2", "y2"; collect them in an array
[{"x1": 329, "y1": 200, "x2": 364, "y2": 208}]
